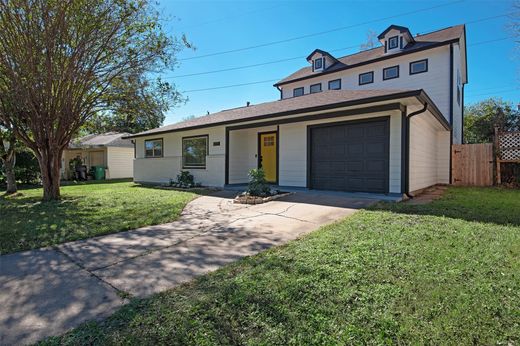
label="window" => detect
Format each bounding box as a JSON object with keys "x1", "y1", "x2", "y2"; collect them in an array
[
  {"x1": 328, "y1": 79, "x2": 341, "y2": 90},
  {"x1": 182, "y1": 135, "x2": 208, "y2": 169},
  {"x1": 310, "y1": 83, "x2": 322, "y2": 93},
  {"x1": 383, "y1": 65, "x2": 399, "y2": 80},
  {"x1": 144, "y1": 139, "x2": 163, "y2": 158},
  {"x1": 409, "y1": 59, "x2": 428, "y2": 75},
  {"x1": 293, "y1": 87, "x2": 304, "y2": 97},
  {"x1": 388, "y1": 36, "x2": 399, "y2": 49},
  {"x1": 358, "y1": 71, "x2": 374, "y2": 85},
  {"x1": 263, "y1": 135, "x2": 275, "y2": 146},
  {"x1": 314, "y1": 58, "x2": 323, "y2": 70}
]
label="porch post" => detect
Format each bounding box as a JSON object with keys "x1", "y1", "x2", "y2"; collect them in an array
[{"x1": 225, "y1": 127, "x2": 229, "y2": 185}]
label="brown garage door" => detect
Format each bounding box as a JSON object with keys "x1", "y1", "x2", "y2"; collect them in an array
[{"x1": 309, "y1": 118, "x2": 390, "y2": 193}]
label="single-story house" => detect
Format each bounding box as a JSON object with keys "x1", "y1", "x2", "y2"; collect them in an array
[
  {"x1": 62, "y1": 132, "x2": 134, "y2": 180},
  {"x1": 124, "y1": 89, "x2": 450, "y2": 196}
]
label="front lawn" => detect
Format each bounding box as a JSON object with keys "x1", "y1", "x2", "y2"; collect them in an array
[
  {"x1": 44, "y1": 187, "x2": 520, "y2": 345},
  {"x1": 0, "y1": 181, "x2": 197, "y2": 254}
]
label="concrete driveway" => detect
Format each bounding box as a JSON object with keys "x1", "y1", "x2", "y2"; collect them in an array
[{"x1": 0, "y1": 190, "x2": 378, "y2": 345}]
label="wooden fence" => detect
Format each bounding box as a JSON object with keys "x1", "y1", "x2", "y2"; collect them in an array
[{"x1": 451, "y1": 143, "x2": 494, "y2": 186}]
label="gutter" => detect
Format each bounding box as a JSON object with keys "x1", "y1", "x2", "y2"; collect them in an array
[{"x1": 404, "y1": 102, "x2": 428, "y2": 198}]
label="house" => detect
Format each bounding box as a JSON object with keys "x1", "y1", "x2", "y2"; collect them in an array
[
  {"x1": 124, "y1": 24, "x2": 467, "y2": 196},
  {"x1": 62, "y1": 132, "x2": 134, "y2": 180}
]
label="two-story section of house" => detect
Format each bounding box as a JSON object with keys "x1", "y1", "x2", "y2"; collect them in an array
[
  {"x1": 275, "y1": 24, "x2": 467, "y2": 144},
  {"x1": 126, "y1": 24, "x2": 467, "y2": 197}
]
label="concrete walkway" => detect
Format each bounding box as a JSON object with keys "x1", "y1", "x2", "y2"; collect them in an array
[{"x1": 0, "y1": 191, "x2": 377, "y2": 345}]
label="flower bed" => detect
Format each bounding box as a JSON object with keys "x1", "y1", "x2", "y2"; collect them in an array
[{"x1": 233, "y1": 191, "x2": 292, "y2": 204}]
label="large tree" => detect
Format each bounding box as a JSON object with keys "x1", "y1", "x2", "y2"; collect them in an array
[
  {"x1": 0, "y1": 0, "x2": 184, "y2": 200},
  {"x1": 84, "y1": 74, "x2": 184, "y2": 134},
  {"x1": 464, "y1": 98, "x2": 520, "y2": 144}
]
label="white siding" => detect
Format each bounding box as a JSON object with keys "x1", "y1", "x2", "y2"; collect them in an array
[
  {"x1": 228, "y1": 125, "x2": 276, "y2": 184},
  {"x1": 281, "y1": 46, "x2": 451, "y2": 123},
  {"x1": 134, "y1": 126, "x2": 225, "y2": 187},
  {"x1": 409, "y1": 110, "x2": 450, "y2": 192},
  {"x1": 106, "y1": 147, "x2": 134, "y2": 179},
  {"x1": 276, "y1": 110, "x2": 403, "y2": 193}
]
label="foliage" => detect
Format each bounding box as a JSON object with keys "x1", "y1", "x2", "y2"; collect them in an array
[
  {"x1": 464, "y1": 98, "x2": 520, "y2": 143},
  {"x1": 0, "y1": 0, "x2": 187, "y2": 200},
  {"x1": 0, "y1": 121, "x2": 17, "y2": 192},
  {"x1": 247, "y1": 168, "x2": 271, "y2": 196},
  {"x1": 83, "y1": 74, "x2": 186, "y2": 134},
  {"x1": 0, "y1": 181, "x2": 196, "y2": 254},
  {"x1": 45, "y1": 187, "x2": 520, "y2": 345},
  {"x1": 169, "y1": 170, "x2": 200, "y2": 189},
  {"x1": 0, "y1": 149, "x2": 40, "y2": 185},
  {"x1": 0, "y1": 130, "x2": 39, "y2": 187}
]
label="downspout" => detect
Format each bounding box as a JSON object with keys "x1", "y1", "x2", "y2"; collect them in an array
[{"x1": 404, "y1": 101, "x2": 428, "y2": 199}]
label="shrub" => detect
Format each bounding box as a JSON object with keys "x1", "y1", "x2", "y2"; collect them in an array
[
  {"x1": 247, "y1": 168, "x2": 271, "y2": 197},
  {"x1": 169, "y1": 170, "x2": 200, "y2": 188}
]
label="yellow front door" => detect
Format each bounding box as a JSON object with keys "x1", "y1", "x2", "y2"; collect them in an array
[{"x1": 259, "y1": 132, "x2": 277, "y2": 183}]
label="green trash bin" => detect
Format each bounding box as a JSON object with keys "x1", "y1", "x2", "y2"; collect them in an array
[{"x1": 94, "y1": 166, "x2": 105, "y2": 180}]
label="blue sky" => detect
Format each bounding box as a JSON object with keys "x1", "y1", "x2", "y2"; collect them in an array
[{"x1": 158, "y1": 0, "x2": 518, "y2": 125}]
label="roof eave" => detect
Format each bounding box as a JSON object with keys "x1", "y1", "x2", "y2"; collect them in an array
[{"x1": 124, "y1": 90, "x2": 426, "y2": 139}]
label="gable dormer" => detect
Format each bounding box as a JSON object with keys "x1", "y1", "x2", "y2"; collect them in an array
[
  {"x1": 306, "y1": 49, "x2": 339, "y2": 73},
  {"x1": 377, "y1": 25, "x2": 415, "y2": 54}
]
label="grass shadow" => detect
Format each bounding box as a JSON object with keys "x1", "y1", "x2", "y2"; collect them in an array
[
  {"x1": 0, "y1": 182, "x2": 196, "y2": 254},
  {"x1": 371, "y1": 186, "x2": 520, "y2": 226}
]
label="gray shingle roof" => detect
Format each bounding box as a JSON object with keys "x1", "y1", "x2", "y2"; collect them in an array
[
  {"x1": 275, "y1": 25, "x2": 465, "y2": 86},
  {"x1": 70, "y1": 132, "x2": 133, "y2": 148},
  {"x1": 125, "y1": 89, "x2": 423, "y2": 138}
]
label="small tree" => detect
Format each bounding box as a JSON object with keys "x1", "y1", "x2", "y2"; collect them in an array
[
  {"x1": 0, "y1": 0, "x2": 186, "y2": 200},
  {"x1": 247, "y1": 168, "x2": 271, "y2": 197},
  {"x1": 0, "y1": 122, "x2": 17, "y2": 194}
]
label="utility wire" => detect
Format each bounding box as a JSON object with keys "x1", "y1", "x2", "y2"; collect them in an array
[
  {"x1": 171, "y1": 15, "x2": 514, "y2": 79},
  {"x1": 181, "y1": 36, "x2": 516, "y2": 93},
  {"x1": 179, "y1": 0, "x2": 464, "y2": 61}
]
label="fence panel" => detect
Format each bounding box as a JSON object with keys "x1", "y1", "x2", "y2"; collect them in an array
[{"x1": 452, "y1": 143, "x2": 493, "y2": 186}]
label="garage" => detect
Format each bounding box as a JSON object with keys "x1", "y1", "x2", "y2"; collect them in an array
[{"x1": 309, "y1": 117, "x2": 390, "y2": 193}]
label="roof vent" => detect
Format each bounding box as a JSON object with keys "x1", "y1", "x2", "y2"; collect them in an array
[{"x1": 246, "y1": 101, "x2": 250, "y2": 107}]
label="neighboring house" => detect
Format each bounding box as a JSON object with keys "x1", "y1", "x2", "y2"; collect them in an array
[
  {"x1": 62, "y1": 132, "x2": 134, "y2": 179},
  {"x1": 125, "y1": 24, "x2": 467, "y2": 196}
]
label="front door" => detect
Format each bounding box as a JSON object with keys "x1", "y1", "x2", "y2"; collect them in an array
[{"x1": 259, "y1": 132, "x2": 277, "y2": 183}]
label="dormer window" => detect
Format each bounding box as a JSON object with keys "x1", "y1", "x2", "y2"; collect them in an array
[
  {"x1": 378, "y1": 25, "x2": 415, "y2": 55},
  {"x1": 388, "y1": 36, "x2": 399, "y2": 50},
  {"x1": 306, "y1": 49, "x2": 339, "y2": 73},
  {"x1": 314, "y1": 58, "x2": 323, "y2": 71}
]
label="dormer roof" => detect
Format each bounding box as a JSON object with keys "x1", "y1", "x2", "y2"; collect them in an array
[
  {"x1": 377, "y1": 24, "x2": 415, "y2": 43},
  {"x1": 306, "y1": 49, "x2": 339, "y2": 64}
]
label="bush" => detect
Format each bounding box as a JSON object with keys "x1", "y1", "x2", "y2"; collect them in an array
[
  {"x1": 169, "y1": 170, "x2": 200, "y2": 189},
  {"x1": 247, "y1": 168, "x2": 271, "y2": 197},
  {"x1": 0, "y1": 149, "x2": 40, "y2": 186}
]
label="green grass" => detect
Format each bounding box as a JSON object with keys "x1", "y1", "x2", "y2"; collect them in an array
[
  {"x1": 0, "y1": 181, "x2": 197, "y2": 254},
  {"x1": 43, "y1": 187, "x2": 520, "y2": 345}
]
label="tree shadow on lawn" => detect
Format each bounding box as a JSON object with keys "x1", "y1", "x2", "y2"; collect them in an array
[
  {"x1": 371, "y1": 186, "x2": 520, "y2": 227},
  {"x1": 0, "y1": 190, "x2": 180, "y2": 254}
]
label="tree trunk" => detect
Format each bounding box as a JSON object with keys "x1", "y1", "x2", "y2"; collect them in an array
[
  {"x1": 36, "y1": 148, "x2": 62, "y2": 201},
  {"x1": 3, "y1": 152, "x2": 17, "y2": 194}
]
